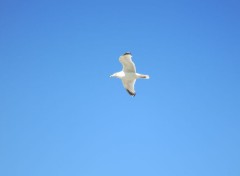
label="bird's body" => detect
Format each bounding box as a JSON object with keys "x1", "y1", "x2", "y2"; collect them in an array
[
  {"x1": 112, "y1": 71, "x2": 147, "y2": 80},
  {"x1": 110, "y1": 52, "x2": 149, "y2": 96}
]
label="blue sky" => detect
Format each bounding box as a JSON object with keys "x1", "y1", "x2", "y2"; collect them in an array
[{"x1": 0, "y1": 0, "x2": 240, "y2": 176}]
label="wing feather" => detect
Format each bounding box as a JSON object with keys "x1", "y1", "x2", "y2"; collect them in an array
[
  {"x1": 122, "y1": 78, "x2": 136, "y2": 96},
  {"x1": 119, "y1": 54, "x2": 136, "y2": 73}
]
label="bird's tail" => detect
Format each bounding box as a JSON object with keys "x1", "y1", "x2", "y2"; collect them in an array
[{"x1": 137, "y1": 74, "x2": 150, "y2": 79}]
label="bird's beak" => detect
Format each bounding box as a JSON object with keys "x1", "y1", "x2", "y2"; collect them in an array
[{"x1": 110, "y1": 74, "x2": 116, "y2": 78}]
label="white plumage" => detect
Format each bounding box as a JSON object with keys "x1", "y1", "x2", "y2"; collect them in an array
[{"x1": 110, "y1": 52, "x2": 149, "y2": 96}]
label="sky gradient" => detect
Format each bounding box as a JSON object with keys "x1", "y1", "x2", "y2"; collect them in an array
[{"x1": 1, "y1": 0, "x2": 240, "y2": 176}]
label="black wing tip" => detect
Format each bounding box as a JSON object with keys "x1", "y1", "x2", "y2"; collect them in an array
[
  {"x1": 126, "y1": 89, "x2": 136, "y2": 97},
  {"x1": 123, "y1": 52, "x2": 132, "y2": 56}
]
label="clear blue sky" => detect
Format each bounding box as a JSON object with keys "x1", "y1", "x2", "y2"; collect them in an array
[{"x1": 0, "y1": 0, "x2": 240, "y2": 176}]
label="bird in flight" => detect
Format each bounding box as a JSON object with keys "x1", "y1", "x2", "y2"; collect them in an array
[{"x1": 110, "y1": 52, "x2": 150, "y2": 96}]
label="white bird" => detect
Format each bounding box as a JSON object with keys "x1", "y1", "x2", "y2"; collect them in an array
[{"x1": 110, "y1": 52, "x2": 150, "y2": 96}]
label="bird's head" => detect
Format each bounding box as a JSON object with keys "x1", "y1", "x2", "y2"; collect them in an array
[
  {"x1": 110, "y1": 73, "x2": 117, "y2": 78},
  {"x1": 110, "y1": 72, "x2": 123, "y2": 78}
]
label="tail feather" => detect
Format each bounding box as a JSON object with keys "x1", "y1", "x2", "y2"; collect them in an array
[{"x1": 138, "y1": 74, "x2": 150, "y2": 79}]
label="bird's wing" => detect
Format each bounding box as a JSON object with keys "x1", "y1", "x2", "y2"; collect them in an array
[
  {"x1": 119, "y1": 54, "x2": 136, "y2": 73},
  {"x1": 122, "y1": 78, "x2": 136, "y2": 96}
]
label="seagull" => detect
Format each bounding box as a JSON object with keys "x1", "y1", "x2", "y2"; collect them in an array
[{"x1": 110, "y1": 52, "x2": 150, "y2": 96}]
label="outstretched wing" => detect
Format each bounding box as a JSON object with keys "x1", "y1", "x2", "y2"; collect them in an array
[
  {"x1": 119, "y1": 53, "x2": 136, "y2": 73},
  {"x1": 122, "y1": 78, "x2": 136, "y2": 96}
]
